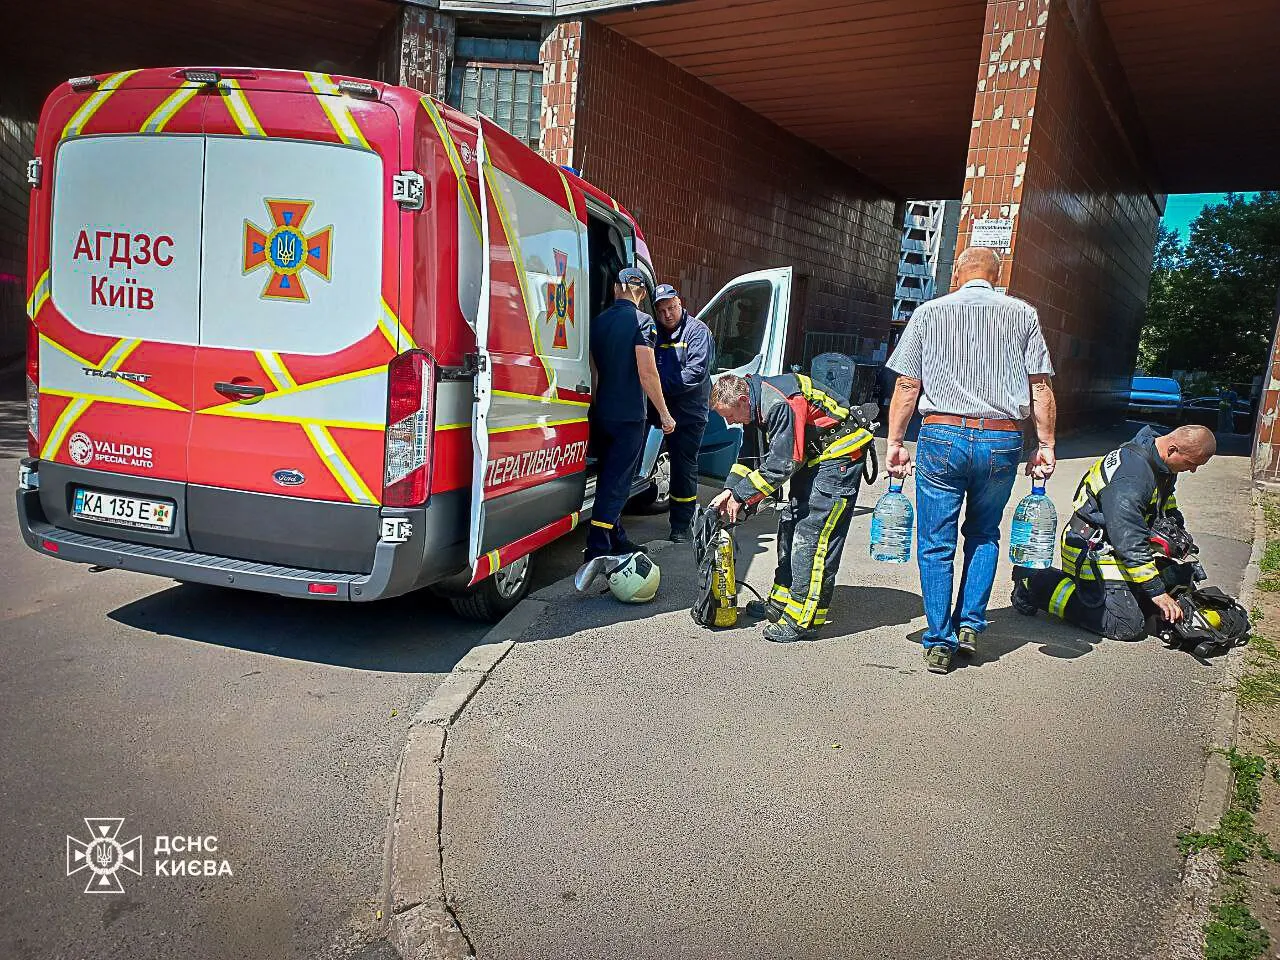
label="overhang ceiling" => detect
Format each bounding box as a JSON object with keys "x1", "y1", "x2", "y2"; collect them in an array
[
  {"x1": 1098, "y1": 0, "x2": 1280, "y2": 193},
  {"x1": 597, "y1": 0, "x2": 1280, "y2": 197},
  {"x1": 596, "y1": 0, "x2": 988, "y2": 199},
  {"x1": 1, "y1": 0, "x2": 396, "y2": 115}
]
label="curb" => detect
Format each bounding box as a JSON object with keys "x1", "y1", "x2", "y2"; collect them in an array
[
  {"x1": 1162, "y1": 491, "x2": 1267, "y2": 960},
  {"x1": 383, "y1": 597, "x2": 547, "y2": 960}
]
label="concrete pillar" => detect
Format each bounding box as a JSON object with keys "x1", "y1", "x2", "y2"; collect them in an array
[
  {"x1": 957, "y1": 0, "x2": 1165, "y2": 423},
  {"x1": 538, "y1": 21, "x2": 583, "y2": 169},
  {"x1": 2, "y1": 89, "x2": 38, "y2": 364},
  {"x1": 1252, "y1": 294, "x2": 1280, "y2": 484},
  {"x1": 375, "y1": 5, "x2": 455, "y2": 99}
]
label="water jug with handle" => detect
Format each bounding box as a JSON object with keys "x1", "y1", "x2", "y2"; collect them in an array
[
  {"x1": 1009, "y1": 478, "x2": 1057, "y2": 568},
  {"x1": 870, "y1": 479, "x2": 913, "y2": 564}
]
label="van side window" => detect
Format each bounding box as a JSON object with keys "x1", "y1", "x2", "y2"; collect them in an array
[
  {"x1": 700, "y1": 280, "x2": 773, "y2": 372},
  {"x1": 586, "y1": 212, "x2": 630, "y2": 319}
]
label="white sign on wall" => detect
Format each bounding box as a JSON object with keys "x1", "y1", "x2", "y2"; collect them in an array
[{"x1": 971, "y1": 217, "x2": 1014, "y2": 249}]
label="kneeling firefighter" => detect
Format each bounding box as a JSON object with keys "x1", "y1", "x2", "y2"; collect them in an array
[
  {"x1": 1011, "y1": 424, "x2": 1242, "y2": 648},
  {"x1": 707, "y1": 372, "x2": 875, "y2": 643}
]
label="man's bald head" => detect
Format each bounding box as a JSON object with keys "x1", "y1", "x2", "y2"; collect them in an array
[
  {"x1": 1156, "y1": 424, "x2": 1217, "y2": 473},
  {"x1": 953, "y1": 246, "x2": 1002, "y2": 286}
]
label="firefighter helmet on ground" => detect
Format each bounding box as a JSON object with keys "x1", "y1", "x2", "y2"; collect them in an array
[{"x1": 606, "y1": 551, "x2": 660, "y2": 603}]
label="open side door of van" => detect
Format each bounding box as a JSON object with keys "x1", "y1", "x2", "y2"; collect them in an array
[
  {"x1": 693, "y1": 266, "x2": 794, "y2": 480},
  {"x1": 470, "y1": 116, "x2": 592, "y2": 583}
]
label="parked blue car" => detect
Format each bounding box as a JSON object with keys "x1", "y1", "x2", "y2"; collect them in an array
[{"x1": 1127, "y1": 376, "x2": 1182, "y2": 423}]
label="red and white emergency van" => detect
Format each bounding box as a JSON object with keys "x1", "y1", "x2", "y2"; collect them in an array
[{"x1": 16, "y1": 67, "x2": 797, "y2": 620}]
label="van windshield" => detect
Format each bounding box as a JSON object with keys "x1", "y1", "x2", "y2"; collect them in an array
[{"x1": 701, "y1": 280, "x2": 772, "y2": 372}]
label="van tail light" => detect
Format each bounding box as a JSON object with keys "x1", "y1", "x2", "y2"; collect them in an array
[
  {"x1": 26, "y1": 319, "x2": 38, "y2": 457},
  {"x1": 383, "y1": 350, "x2": 433, "y2": 507}
]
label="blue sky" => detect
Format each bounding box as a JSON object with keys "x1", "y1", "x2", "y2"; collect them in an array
[{"x1": 1162, "y1": 192, "x2": 1260, "y2": 242}]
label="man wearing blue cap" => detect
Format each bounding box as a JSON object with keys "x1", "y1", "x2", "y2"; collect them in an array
[
  {"x1": 586, "y1": 267, "x2": 676, "y2": 562},
  {"x1": 653, "y1": 284, "x2": 715, "y2": 541}
]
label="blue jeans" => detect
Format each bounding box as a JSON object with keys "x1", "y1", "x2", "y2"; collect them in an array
[{"x1": 914, "y1": 424, "x2": 1022, "y2": 649}]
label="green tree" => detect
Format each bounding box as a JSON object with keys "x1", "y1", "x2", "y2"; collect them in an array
[{"x1": 1139, "y1": 192, "x2": 1280, "y2": 384}]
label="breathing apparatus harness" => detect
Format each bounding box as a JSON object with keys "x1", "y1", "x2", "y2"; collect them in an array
[{"x1": 690, "y1": 502, "x2": 766, "y2": 628}]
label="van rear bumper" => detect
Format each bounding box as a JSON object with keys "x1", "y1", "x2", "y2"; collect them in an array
[{"x1": 16, "y1": 462, "x2": 467, "y2": 602}]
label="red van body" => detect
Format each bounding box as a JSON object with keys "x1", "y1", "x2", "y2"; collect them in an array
[{"x1": 16, "y1": 67, "x2": 660, "y2": 619}]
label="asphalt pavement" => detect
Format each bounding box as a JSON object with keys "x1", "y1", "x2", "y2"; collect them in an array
[
  {"x1": 0, "y1": 378, "x2": 667, "y2": 960},
  {"x1": 441, "y1": 426, "x2": 1255, "y2": 960}
]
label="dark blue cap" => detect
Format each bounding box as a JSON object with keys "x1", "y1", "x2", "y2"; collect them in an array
[
  {"x1": 616, "y1": 267, "x2": 646, "y2": 286},
  {"x1": 654, "y1": 283, "x2": 679, "y2": 302}
]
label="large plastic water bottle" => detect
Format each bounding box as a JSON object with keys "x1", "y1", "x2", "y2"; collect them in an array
[
  {"x1": 1009, "y1": 479, "x2": 1058, "y2": 568},
  {"x1": 870, "y1": 479, "x2": 913, "y2": 563}
]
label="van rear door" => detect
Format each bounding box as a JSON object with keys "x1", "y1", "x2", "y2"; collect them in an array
[
  {"x1": 184, "y1": 80, "x2": 403, "y2": 571},
  {"x1": 470, "y1": 116, "x2": 591, "y2": 581},
  {"x1": 44, "y1": 128, "x2": 203, "y2": 485},
  {"x1": 694, "y1": 267, "x2": 794, "y2": 479}
]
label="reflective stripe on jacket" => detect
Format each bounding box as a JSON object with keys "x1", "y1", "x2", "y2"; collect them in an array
[
  {"x1": 723, "y1": 373, "x2": 873, "y2": 506},
  {"x1": 1061, "y1": 425, "x2": 1181, "y2": 596}
]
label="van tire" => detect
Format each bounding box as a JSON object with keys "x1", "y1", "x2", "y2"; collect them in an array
[
  {"x1": 449, "y1": 552, "x2": 534, "y2": 622},
  {"x1": 628, "y1": 446, "x2": 671, "y2": 514}
]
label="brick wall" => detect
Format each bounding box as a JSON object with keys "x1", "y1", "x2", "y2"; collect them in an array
[
  {"x1": 568, "y1": 20, "x2": 899, "y2": 358},
  {"x1": 0, "y1": 88, "x2": 36, "y2": 365},
  {"x1": 1010, "y1": 0, "x2": 1162, "y2": 422},
  {"x1": 957, "y1": 0, "x2": 1162, "y2": 424},
  {"x1": 539, "y1": 21, "x2": 581, "y2": 169},
  {"x1": 374, "y1": 7, "x2": 455, "y2": 98}
]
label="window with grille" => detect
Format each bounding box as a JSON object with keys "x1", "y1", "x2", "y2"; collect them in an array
[{"x1": 447, "y1": 37, "x2": 543, "y2": 150}]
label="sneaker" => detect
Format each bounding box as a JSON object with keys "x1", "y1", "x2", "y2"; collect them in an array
[
  {"x1": 924, "y1": 644, "x2": 953, "y2": 674},
  {"x1": 763, "y1": 620, "x2": 814, "y2": 643},
  {"x1": 1011, "y1": 578, "x2": 1038, "y2": 617},
  {"x1": 668, "y1": 527, "x2": 692, "y2": 543},
  {"x1": 957, "y1": 626, "x2": 978, "y2": 656},
  {"x1": 745, "y1": 599, "x2": 784, "y2": 623}
]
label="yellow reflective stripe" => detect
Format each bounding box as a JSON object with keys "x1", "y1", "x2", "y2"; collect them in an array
[
  {"x1": 421, "y1": 97, "x2": 482, "y2": 241},
  {"x1": 62, "y1": 70, "x2": 139, "y2": 139},
  {"x1": 1048, "y1": 579, "x2": 1076, "y2": 618},
  {"x1": 799, "y1": 498, "x2": 847, "y2": 625},
  {"x1": 39, "y1": 336, "x2": 143, "y2": 459},
  {"x1": 482, "y1": 160, "x2": 557, "y2": 392},
  {"x1": 657, "y1": 342, "x2": 687, "y2": 349},
  {"x1": 219, "y1": 79, "x2": 265, "y2": 137},
  {"x1": 40, "y1": 334, "x2": 181, "y2": 410},
  {"x1": 570, "y1": 511, "x2": 580, "y2": 530},
  {"x1": 490, "y1": 416, "x2": 587, "y2": 435},
  {"x1": 671, "y1": 494, "x2": 698, "y2": 503},
  {"x1": 435, "y1": 422, "x2": 469, "y2": 432},
  {"x1": 747, "y1": 471, "x2": 775, "y2": 496},
  {"x1": 41, "y1": 397, "x2": 91, "y2": 460},
  {"x1": 769, "y1": 584, "x2": 791, "y2": 603},
  {"x1": 486, "y1": 549, "x2": 501, "y2": 572},
  {"x1": 729, "y1": 463, "x2": 752, "y2": 478},
  {"x1": 492, "y1": 389, "x2": 590, "y2": 407},
  {"x1": 202, "y1": 409, "x2": 382, "y2": 431},
  {"x1": 591, "y1": 519, "x2": 613, "y2": 529},
  {"x1": 809, "y1": 429, "x2": 873, "y2": 464},
  {"x1": 379, "y1": 299, "x2": 416, "y2": 352},
  {"x1": 27, "y1": 269, "x2": 51, "y2": 318},
  {"x1": 304, "y1": 72, "x2": 372, "y2": 149},
  {"x1": 256, "y1": 350, "x2": 296, "y2": 392},
  {"x1": 796, "y1": 373, "x2": 849, "y2": 419},
  {"x1": 141, "y1": 81, "x2": 202, "y2": 133},
  {"x1": 199, "y1": 365, "x2": 384, "y2": 413},
  {"x1": 40, "y1": 388, "x2": 182, "y2": 412},
  {"x1": 303, "y1": 423, "x2": 376, "y2": 504},
  {"x1": 1123, "y1": 561, "x2": 1159, "y2": 583},
  {"x1": 555, "y1": 168, "x2": 578, "y2": 220}
]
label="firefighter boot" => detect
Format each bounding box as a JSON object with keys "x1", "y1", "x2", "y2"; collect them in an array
[
  {"x1": 745, "y1": 599, "x2": 784, "y2": 623},
  {"x1": 762, "y1": 619, "x2": 814, "y2": 643}
]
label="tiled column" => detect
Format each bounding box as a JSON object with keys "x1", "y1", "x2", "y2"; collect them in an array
[
  {"x1": 957, "y1": 0, "x2": 1164, "y2": 424},
  {"x1": 375, "y1": 6, "x2": 455, "y2": 99},
  {"x1": 1254, "y1": 306, "x2": 1280, "y2": 484},
  {"x1": 538, "y1": 21, "x2": 583, "y2": 168}
]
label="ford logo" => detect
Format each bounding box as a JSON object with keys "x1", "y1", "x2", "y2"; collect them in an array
[{"x1": 272, "y1": 469, "x2": 305, "y2": 487}]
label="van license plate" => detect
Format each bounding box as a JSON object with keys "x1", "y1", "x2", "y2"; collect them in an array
[{"x1": 72, "y1": 488, "x2": 175, "y2": 532}]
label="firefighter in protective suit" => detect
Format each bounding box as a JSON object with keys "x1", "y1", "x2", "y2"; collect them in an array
[
  {"x1": 1012, "y1": 424, "x2": 1216, "y2": 640},
  {"x1": 708, "y1": 372, "x2": 874, "y2": 643}
]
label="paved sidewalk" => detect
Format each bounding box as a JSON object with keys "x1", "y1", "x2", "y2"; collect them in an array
[{"x1": 440, "y1": 427, "x2": 1254, "y2": 960}]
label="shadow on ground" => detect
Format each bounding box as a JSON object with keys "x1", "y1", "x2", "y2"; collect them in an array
[{"x1": 108, "y1": 583, "x2": 478, "y2": 672}]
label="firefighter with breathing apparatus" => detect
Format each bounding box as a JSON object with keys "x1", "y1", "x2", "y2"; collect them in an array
[
  {"x1": 706, "y1": 372, "x2": 875, "y2": 643},
  {"x1": 1012, "y1": 424, "x2": 1247, "y2": 654}
]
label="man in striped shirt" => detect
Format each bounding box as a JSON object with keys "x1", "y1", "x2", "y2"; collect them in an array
[{"x1": 885, "y1": 247, "x2": 1057, "y2": 674}]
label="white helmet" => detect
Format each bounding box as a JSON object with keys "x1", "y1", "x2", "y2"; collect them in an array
[{"x1": 605, "y1": 551, "x2": 660, "y2": 604}]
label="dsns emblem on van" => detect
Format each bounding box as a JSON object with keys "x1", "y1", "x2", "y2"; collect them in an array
[
  {"x1": 272, "y1": 469, "x2": 306, "y2": 487},
  {"x1": 243, "y1": 199, "x2": 333, "y2": 302}
]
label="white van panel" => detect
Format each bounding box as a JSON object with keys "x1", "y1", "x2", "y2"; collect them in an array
[
  {"x1": 50, "y1": 135, "x2": 205, "y2": 344},
  {"x1": 199, "y1": 137, "x2": 384, "y2": 355}
]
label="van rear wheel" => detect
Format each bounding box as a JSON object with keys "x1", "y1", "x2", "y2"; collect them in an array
[{"x1": 449, "y1": 553, "x2": 534, "y2": 623}]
